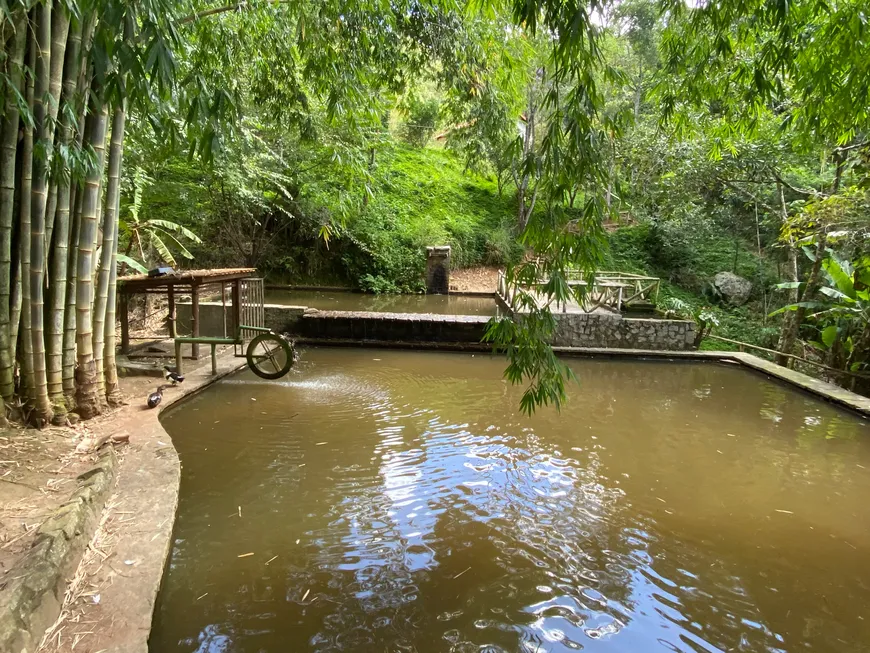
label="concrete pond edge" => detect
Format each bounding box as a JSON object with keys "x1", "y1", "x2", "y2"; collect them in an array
[{"x1": 0, "y1": 449, "x2": 118, "y2": 652}]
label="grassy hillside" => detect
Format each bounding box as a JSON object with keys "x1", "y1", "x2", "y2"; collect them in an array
[
  {"x1": 339, "y1": 145, "x2": 522, "y2": 292},
  {"x1": 606, "y1": 224, "x2": 780, "y2": 348}
]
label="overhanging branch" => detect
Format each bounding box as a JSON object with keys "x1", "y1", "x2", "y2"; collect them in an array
[{"x1": 180, "y1": 1, "x2": 291, "y2": 25}]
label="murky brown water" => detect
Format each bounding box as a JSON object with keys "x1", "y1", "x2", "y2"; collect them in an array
[
  {"x1": 151, "y1": 348, "x2": 870, "y2": 653},
  {"x1": 265, "y1": 289, "x2": 498, "y2": 315}
]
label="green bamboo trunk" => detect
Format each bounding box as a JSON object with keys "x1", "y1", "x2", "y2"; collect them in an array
[
  {"x1": 62, "y1": 189, "x2": 82, "y2": 404},
  {"x1": 103, "y1": 197, "x2": 122, "y2": 405},
  {"x1": 74, "y1": 103, "x2": 108, "y2": 419},
  {"x1": 0, "y1": 14, "x2": 27, "y2": 403},
  {"x1": 62, "y1": 15, "x2": 94, "y2": 406},
  {"x1": 18, "y1": 39, "x2": 36, "y2": 404},
  {"x1": 43, "y1": 8, "x2": 69, "y2": 254},
  {"x1": 93, "y1": 102, "x2": 125, "y2": 402},
  {"x1": 47, "y1": 17, "x2": 83, "y2": 409},
  {"x1": 29, "y1": 1, "x2": 55, "y2": 424}
]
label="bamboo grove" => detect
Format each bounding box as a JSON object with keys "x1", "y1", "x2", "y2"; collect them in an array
[
  {"x1": 0, "y1": 0, "x2": 178, "y2": 425},
  {"x1": 0, "y1": 0, "x2": 628, "y2": 424}
]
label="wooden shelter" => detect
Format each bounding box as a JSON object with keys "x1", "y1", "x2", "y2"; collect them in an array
[{"x1": 117, "y1": 268, "x2": 255, "y2": 358}]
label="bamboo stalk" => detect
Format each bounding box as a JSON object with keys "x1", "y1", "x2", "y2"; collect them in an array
[
  {"x1": 43, "y1": 8, "x2": 68, "y2": 255},
  {"x1": 74, "y1": 101, "x2": 108, "y2": 419},
  {"x1": 93, "y1": 101, "x2": 125, "y2": 403},
  {"x1": 18, "y1": 33, "x2": 36, "y2": 403},
  {"x1": 47, "y1": 16, "x2": 83, "y2": 409},
  {"x1": 29, "y1": 1, "x2": 55, "y2": 424},
  {"x1": 63, "y1": 187, "x2": 82, "y2": 403},
  {"x1": 103, "y1": 199, "x2": 122, "y2": 405},
  {"x1": 62, "y1": 14, "x2": 94, "y2": 406},
  {"x1": 0, "y1": 13, "x2": 27, "y2": 404}
]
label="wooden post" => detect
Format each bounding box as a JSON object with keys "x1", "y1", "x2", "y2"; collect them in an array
[
  {"x1": 167, "y1": 285, "x2": 176, "y2": 338},
  {"x1": 191, "y1": 284, "x2": 200, "y2": 359},
  {"x1": 231, "y1": 279, "x2": 241, "y2": 342},
  {"x1": 120, "y1": 292, "x2": 130, "y2": 354},
  {"x1": 221, "y1": 283, "x2": 227, "y2": 338},
  {"x1": 211, "y1": 343, "x2": 217, "y2": 375}
]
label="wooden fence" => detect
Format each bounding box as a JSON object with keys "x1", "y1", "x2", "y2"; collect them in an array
[{"x1": 496, "y1": 270, "x2": 660, "y2": 313}]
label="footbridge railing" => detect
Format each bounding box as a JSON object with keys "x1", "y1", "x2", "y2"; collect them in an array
[{"x1": 497, "y1": 270, "x2": 660, "y2": 313}]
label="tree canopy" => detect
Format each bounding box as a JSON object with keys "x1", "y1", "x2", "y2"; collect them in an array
[{"x1": 2, "y1": 0, "x2": 870, "y2": 423}]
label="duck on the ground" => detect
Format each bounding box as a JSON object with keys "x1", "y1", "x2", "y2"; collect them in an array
[
  {"x1": 164, "y1": 366, "x2": 185, "y2": 385},
  {"x1": 147, "y1": 386, "x2": 164, "y2": 409}
]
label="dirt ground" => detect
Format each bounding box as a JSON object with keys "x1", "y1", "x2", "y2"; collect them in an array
[
  {"x1": 0, "y1": 343, "x2": 229, "y2": 652},
  {"x1": 0, "y1": 365, "x2": 178, "y2": 578},
  {"x1": 32, "y1": 347, "x2": 243, "y2": 653},
  {"x1": 0, "y1": 411, "x2": 132, "y2": 584},
  {"x1": 450, "y1": 265, "x2": 502, "y2": 293}
]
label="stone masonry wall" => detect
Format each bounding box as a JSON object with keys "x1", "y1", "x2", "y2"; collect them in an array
[
  {"x1": 551, "y1": 313, "x2": 696, "y2": 351},
  {"x1": 178, "y1": 302, "x2": 695, "y2": 351}
]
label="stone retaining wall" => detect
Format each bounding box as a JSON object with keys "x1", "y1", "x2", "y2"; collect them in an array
[
  {"x1": 0, "y1": 449, "x2": 117, "y2": 653},
  {"x1": 551, "y1": 313, "x2": 696, "y2": 351},
  {"x1": 177, "y1": 302, "x2": 695, "y2": 351}
]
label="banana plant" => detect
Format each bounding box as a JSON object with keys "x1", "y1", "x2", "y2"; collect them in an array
[
  {"x1": 118, "y1": 168, "x2": 202, "y2": 274},
  {"x1": 773, "y1": 254, "x2": 870, "y2": 372}
]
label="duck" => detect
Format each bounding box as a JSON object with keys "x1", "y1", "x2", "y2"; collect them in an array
[
  {"x1": 164, "y1": 365, "x2": 185, "y2": 385},
  {"x1": 147, "y1": 386, "x2": 163, "y2": 409}
]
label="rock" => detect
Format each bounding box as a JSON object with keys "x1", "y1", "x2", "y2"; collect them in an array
[{"x1": 711, "y1": 272, "x2": 752, "y2": 306}]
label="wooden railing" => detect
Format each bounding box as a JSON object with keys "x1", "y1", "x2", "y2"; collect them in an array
[
  {"x1": 496, "y1": 269, "x2": 660, "y2": 313},
  {"x1": 565, "y1": 271, "x2": 660, "y2": 307}
]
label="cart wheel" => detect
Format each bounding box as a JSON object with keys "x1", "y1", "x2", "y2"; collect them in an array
[{"x1": 246, "y1": 333, "x2": 294, "y2": 380}]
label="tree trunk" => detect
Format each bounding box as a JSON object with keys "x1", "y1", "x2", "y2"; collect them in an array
[
  {"x1": 517, "y1": 83, "x2": 537, "y2": 229},
  {"x1": 103, "y1": 207, "x2": 122, "y2": 405},
  {"x1": 776, "y1": 233, "x2": 827, "y2": 367},
  {"x1": 93, "y1": 101, "x2": 125, "y2": 404},
  {"x1": 29, "y1": 1, "x2": 55, "y2": 425},
  {"x1": 0, "y1": 14, "x2": 27, "y2": 404},
  {"x1": 17, "y1": 36, "x2": 36, "y2": 406},
  {"x1": 43, "y1": 8, "x2": 69, "y2": 253},
  {"x1": 63, "y1": 188, "x2": 82, "y2": 404},
  {"x1": 62, "y1": 16, "x2": 94, "y2": 406},
  {"x1": 74, "y1": 103, "x2": 108, "y2": 419},
  {"x1": 633, "y1": 64, "x2": 643, "y2": 120},
  {"x1": 46, "y1": 17, "x2": 83, "y2": 410}
]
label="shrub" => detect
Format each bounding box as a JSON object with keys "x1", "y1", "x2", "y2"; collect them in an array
[{"x1": 401, "y1": 96, "x2": 440, "y2": 147}]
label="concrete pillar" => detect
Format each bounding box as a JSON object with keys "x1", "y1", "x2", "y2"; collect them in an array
[{"x1": 426, "y1": 246, "x2": 451, "y2": 294}]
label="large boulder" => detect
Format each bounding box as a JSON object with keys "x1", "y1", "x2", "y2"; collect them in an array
[{"x1": 710, "y1": 272, "x2": 752, "y2": 306}]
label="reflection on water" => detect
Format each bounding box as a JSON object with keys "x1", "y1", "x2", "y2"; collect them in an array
[
  {"x1": 151, "y1": 349, "x2": 870, "y2": 653},
  {"x1": 264, "y1": 289, "x2": 498, "y2": 315}
]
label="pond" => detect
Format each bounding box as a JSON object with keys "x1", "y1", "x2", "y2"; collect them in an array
[
  {"x1": 151, "y1": 348, "x2": 870, "y2": 653},
  {"x1": 264, "y1": 289, "x2": 499, "y2": 316}
]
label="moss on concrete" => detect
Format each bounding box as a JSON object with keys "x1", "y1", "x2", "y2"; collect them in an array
[{"x1": 0, "y1": 448, "x2": 118, "y2": 653}]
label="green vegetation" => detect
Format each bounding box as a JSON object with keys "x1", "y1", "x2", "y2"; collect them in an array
[
  {"x1": 340, "y1": 146, "x2": 522, "y2": 293},
  {"x1": 2, "y1": 0, "x2": 870, "y2": 422}
]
